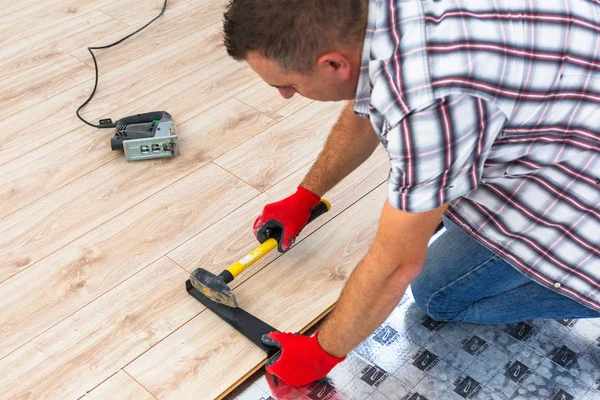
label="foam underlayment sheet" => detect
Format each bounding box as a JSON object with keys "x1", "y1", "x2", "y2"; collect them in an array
[
  {"x1": 228, "y1": 234, "x2": 600, "y2": 400},
  {"x1": 229, "y1": 293, "x2": 600, "y2": 400}
]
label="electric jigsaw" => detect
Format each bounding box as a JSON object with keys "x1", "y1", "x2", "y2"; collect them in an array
[
  {"x1": 109, "y1": 111, "x2": 179, "y2": 161},
  {"x1": 76, "y1": 0, "x2": 179, "y2": 161}
]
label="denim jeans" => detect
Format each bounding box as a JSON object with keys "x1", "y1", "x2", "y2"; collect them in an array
[{"x1": 411, "y1": 217, "x2": 600, "y2": 323}]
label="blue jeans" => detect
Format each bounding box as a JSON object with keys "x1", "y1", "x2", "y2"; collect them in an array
[{"x1": 411, "y1": 217, "x2": 600, "y2": 323}]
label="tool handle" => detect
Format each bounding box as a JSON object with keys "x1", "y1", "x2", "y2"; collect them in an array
[
  {"x1": 220, "y1": 199, "x2": 331, "y2": 284},
  {"x1": 307, "y1": 199, "x2": 331, "y2": 224}
]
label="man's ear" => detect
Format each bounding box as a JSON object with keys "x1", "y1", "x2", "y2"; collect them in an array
[{"x1": 317, "y1": 52, "x2": 352, "y2": 81}]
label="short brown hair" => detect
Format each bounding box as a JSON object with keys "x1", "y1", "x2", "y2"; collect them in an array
[{"x1": 223, "y1": 0, "x2": 368, "y2": 74}]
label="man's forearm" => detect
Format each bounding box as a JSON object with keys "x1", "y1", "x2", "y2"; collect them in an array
[
  {"x1": 316, "y1": 201, "x2": 448, "y2": 358},
  {"x1": 316, "y1": 243, "x2": 417, "y2": 357},
  {"x1": 301, "y1": 101, "x2": 379, "y2": 197}
]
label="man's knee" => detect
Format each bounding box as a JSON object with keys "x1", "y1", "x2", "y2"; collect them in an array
[{"x1": 410, "y1": 276, "x2": 464, "y2": 322}]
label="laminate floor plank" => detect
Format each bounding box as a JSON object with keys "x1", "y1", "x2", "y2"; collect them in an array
[
  {"x1": 0, "y1": 1, "x2": 391, "y2": 399},
  {"x1": 235, "y1": 80, "x2": 314, "y2": 121},
  {"x1": 0, "y1": 98, "x2": 274, "y2": 284},
  {"x1": 0, "y1": 0, "x2": 119, "y2": 48},
  {"x1": 168, "y1": 146, "x2": 389, "y2": 278},
  {"x1": 100, "y1": 0, "x2": 196, "y2": 27},
  {"x1": 126, "y1": 184, "x2": 388, "y2": 400},
  {"x1": 214, "y1": 101, "x2": 346, "y2": 191},
  {"x1": 0, "y1": 257, "x2": 195, "y2": 400},
  {"x1": 0, "y1": 85, "x2": 99, "y2": 168},
  {"x1": 84, "y1": 371, "x2": 156, "y2": 400},
  {"x1": 4, "y1": 0, "x2": 52, "y2": 17},
  {"x1": 0, "y1": 11, "x2": 126, "y2": 81},
  {"x1": 0, "y1": 25, "x2": 232, "y2": 220},
  {"x1": 0, "y1": 55, "x2": 257, "y2": 169},
  {"x1": 72, "y1": 22, "x2": 224, "y2": 122},
  {"x1": 0, "y1": 54, "x2": 93, "y2": 120},
  {"x1": 0, "y1": 162, "x2": 259, "y2": 360},
  {"x1": 71, "y1": 0, "x2": 226, "y2": 73}
]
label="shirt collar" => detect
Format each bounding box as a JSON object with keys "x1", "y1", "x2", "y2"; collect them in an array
[{"x1": 353, "y1": 0, "x2": 380, "y2": 117}]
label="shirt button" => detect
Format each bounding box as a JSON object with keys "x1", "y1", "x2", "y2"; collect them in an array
[{"x1": 554, "y1": 282, "x2": 561, "y2": 288}]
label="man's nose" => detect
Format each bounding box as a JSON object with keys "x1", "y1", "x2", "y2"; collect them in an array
[{"x1": 278, "y1": 87, "x2": 296, "y2": 99}]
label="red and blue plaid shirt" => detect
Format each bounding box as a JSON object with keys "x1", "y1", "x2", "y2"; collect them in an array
[{"x1": 354, "y1": 0, "x2": 600, "y2": 311}]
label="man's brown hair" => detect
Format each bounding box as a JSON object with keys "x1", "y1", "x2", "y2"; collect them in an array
[{"x1": 223, "y1": 0, "x2": 368, "y2": 74}]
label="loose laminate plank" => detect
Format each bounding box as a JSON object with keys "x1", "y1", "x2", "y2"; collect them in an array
[
  {"x1": 0, "y1": 11, "x2": 126, "y2": 81},
  {"x1": 168, "y1": 146, "x2": 389, "y2": 278},
  {"x1": 71, "y1": 0, "x2": 226, "y2": 73},
  {"x1": 235, "y1": 80, "x2": 314, "y2": 121},
  {"x1": 84, "y1": 371, "x2": 155, "y2": 400},
  {"x1": 214, "y1": 101, "x2": 346, "y2": 191},
  {"x1": 126, "y1": 184, "x2": 388, "y2": 400},
  {"x1": 0, "y1": 162, "x2": 259, "y2": 360},
  {"x1": 0, "y1": 257, "x2": 194, "y2": 400},
  {"x1": 0, "y1": 98, "x2": 274, "y2": 282},
  {"x1": 0, "y1": 54, "x2": 93, "y2": 120}
]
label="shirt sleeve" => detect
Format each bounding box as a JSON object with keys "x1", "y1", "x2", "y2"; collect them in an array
[{"x1": 384, "y1": 93, "x2": 507, "y2": 213}]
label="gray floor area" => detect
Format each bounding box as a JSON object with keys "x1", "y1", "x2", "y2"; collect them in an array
[
  {"x1": 229, "y1": 288, "x2": 600, "y2": 400},
  {"x1": 229, "y1": 231, "x2": 600, "y2": 400}
]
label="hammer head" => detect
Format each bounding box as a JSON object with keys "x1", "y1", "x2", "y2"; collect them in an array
[{"x1": 189, "y1": 268, "x2": 238, "y2": 308}]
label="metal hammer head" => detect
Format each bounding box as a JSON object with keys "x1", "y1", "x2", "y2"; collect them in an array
[{"x1": 189, "y1": 268, "x2": 238, "y2": 308}]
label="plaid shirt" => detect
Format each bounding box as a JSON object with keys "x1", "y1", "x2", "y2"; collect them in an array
[{"x1": 354, "y1": 0, "x2": 600, "y2": 311}]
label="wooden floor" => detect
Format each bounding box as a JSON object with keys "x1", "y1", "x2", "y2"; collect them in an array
[{"x1": 0, "y1": 1, "x2": 389, "y2": 399}]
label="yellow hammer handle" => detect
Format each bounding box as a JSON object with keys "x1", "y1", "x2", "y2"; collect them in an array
[
  {"x1": 227, "y1": 238, "x2": 278, "y2": 279},
  {"x1": 222, "y1": 199, "x2": 331, "y2": 282}
]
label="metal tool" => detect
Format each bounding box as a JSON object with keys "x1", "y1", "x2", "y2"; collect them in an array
[
  {"x1": 186, "y1": 280, "x2": 281, "y2": 357},
  {"x1": 189, "y1": 199, "x2": 331, "y2": 308},
  {"x1": 76, "y1": 0, "x2": 173, "y2": 160},
  {"x1": 109, "y1": 111, "x2": 179, "y2": 161}
]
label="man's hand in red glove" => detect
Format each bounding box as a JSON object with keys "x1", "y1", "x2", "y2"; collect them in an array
[
  {"x1": 253, "y1": 186, "x2": 321, "y2": 252},
  {"x1": 261, "y1": 330, "x2": 346, "y2": 387}
]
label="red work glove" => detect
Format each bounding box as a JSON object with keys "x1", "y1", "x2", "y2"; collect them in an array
[
  {"x1": 261, "y1": 330, "x2": 346, "y2": 387},
  {"x1": 253, "y1": 186, "x2": 321, "y2": 252}
]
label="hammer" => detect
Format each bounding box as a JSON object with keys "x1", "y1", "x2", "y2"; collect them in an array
[{"x1": 189, "y1": 199, "x2": 331, "y2": 308}]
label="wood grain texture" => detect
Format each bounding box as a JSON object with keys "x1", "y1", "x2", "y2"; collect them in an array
[
  {"x1": 84, "y1": 371, "x2": 155, "y2": 400},
  {"x1": 0, "y1": 54, "x2": 93, "y2": 120},
  {"x1": 235, "y1": 80, "x2": 314, "y2": 121},
  {"x1": 74, "y1": 21, "x2": 224, "y2": 120},
  {"x1": 0, "y1": 258, "x2": 194, "y2": 400},
  {"x1": 0, "y1": 25, "x2": 231, "y2": 219},
  {"x1": 121, "y1": 56, "x2": 260, "y2": 124},
  {"x1": 71, "y1": 0, "x2": 226, "y2": 72},
  {"x1": 214, "y1": 101, "x2": 346, "y2": 191},
  {"x1": 0, "y1": 162, "x2": 258, "y2": 360},
  {"x1": 0, "y1": 11, "x2": 126, "y2": 81},
  {"x1": 0, "y1": 98, "x2": 274, "y2": 283},
  {"x1": 0, "y1": 0, "x2": 118, "y2": 47},
  {"x1": 0, "y1": 125, "x2": 118, "y2": 220},
  {"x1": 0, "y1": 56, "x2": 256, "y2": 192},
  {"x1": 126, "y1": 184, "x2": 388, "y2": 400},
  {"x1": 0, "y1": 1, "x2": 392, "y2": 398},
  {"x1": 100, "y1": 0, "x2": 194, "y2": 26},
  {"x1": 0, "y1": 85, "x2": 100, "y2": 167},
  {"x1": 5, "y1": 0, "x2": 50, "y2": 17},
  {"x1": 168, "y1": 146, "x2": 389, "y2": 279}
]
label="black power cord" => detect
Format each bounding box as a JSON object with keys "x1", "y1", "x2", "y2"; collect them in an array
[{"x1": 76, "y1": 0, "x2": 169, "y2": 129}]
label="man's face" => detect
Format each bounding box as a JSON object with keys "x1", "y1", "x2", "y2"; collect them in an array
[{"x1": 246, "y1": 52, "x2": 360, "y2": 102}]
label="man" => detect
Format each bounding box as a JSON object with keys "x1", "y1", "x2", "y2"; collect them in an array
[{"x1": 223, "y1": 0, "x2": 600, "y2": 387}]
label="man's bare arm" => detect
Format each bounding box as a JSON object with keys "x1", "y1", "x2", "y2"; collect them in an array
[
  {"x1": 317, "y1": 201, "x2": 448, "y2": 357},
  {"x1": 301, "y1": 101, "x2": 380, "y2": 197}
]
